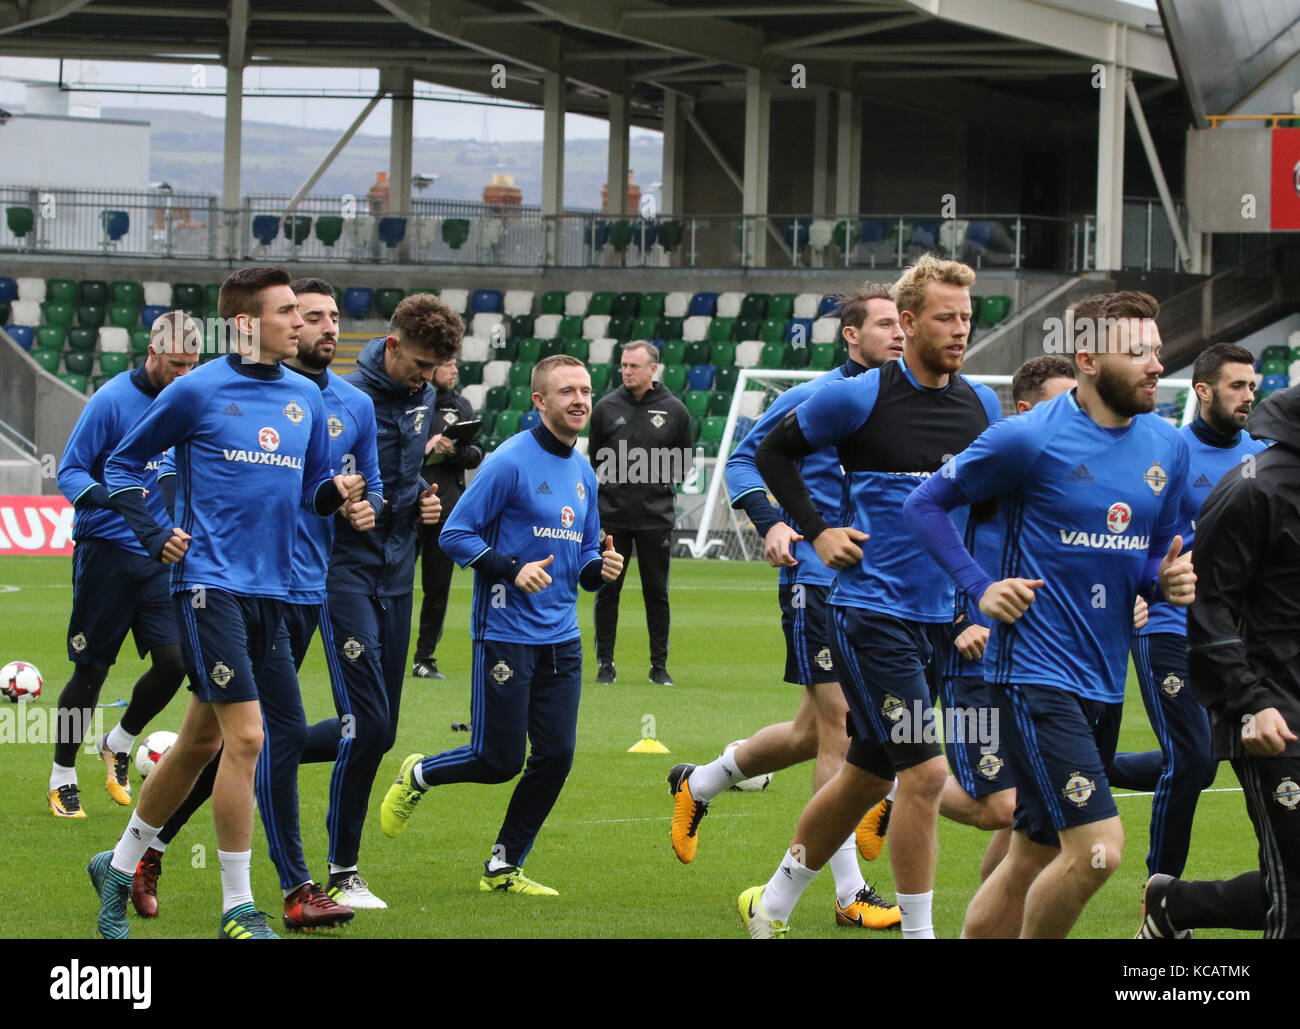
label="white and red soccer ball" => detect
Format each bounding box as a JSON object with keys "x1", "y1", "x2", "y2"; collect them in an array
[
  {"x1": 135, "y1": 730, "x2": 178, "y2": 778},
  {"x1": 1, "y1": 661, "x2": 42, "y2": 702}
]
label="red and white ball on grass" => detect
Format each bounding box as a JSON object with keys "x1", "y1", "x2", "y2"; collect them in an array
[
  {"x1": 135, "y1": 730, "x2": 178, "y2": 778},
  {"x1": 1, "y1": 661, "x2": 42, "y2": 702},
  {"x1": 723, "y1": 740, "x2": 773, "y2": 792}
]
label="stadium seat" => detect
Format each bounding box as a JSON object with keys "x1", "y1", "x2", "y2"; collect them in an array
[
  {"x1": 279, "y1": 215, "x2": 310, "y2": 246},
  {"x1": 17, "y1": 277, "x2": 46, "y2": 302},
  {"x1": 700, "y1": 416, "x2": 726, "y2": 444},
  {"x1": 558, "y1": 315, "x2": 584, "y2": 340},
  {"x1": 633, "y1": 316, "x2": 662, "y2": 339},
  {"x1": 98, "y1": 352, "x2": 129, "y2": 376},
  {"x1": 108, "y1": 304, "x2": 138, "y2": 329},
  {"x1": 658, "y1": 339, "x2": 685, "y2": 366},
  {"x1": 785, "y1": 343, "x2": 811, "y2": 369},
  {"x1": 810, "y1": 342, "x2": 839, "y2": 370},
  {"x1": 979, "y1": 295, "x2": 1011, "y2": 327},
  {"x1": 714, "y1": 365, "x2": 739, "y2": 394},
  {"x1": 496, "y1": 409, "x2": 523, "y2": 435},
  {"x1": 1262, "y1": 344, "x2": 1290, "y2": 365},
  {"x1": 640, "y1": 292, "x2": 667, "y2": 318},
  {"x1": 689, "y1": 293, "x2": 718, "y2": 317},
  {"x1": 251, "y1": 215, "x2": 280, "y2": 247},
  {"x1": 539, "y1": 291, "x2": 566, "y2": 315},
  {"x1": 79, "y1": 282, "x2": 109, "y2": 305},
  {"x1": 734, "y1": 415, "x2": 756, "y2": 442},
  {"x1": 6, "y1": 206, "x2": 35, "y2": 241},
  {"x1": 111, "y1": 281, "x2": 144, "y2": 307},
  {"x1": 520, "y1": 409, "x2": 541, "y2": 431},
  {"x1": 759, "y1": 319, "x2": 786, "y2": 345},
  {"x1": 374, "y1": 288, "x2": 405, "y2": 320},
  {"x1": 588, "y1": 364, "x2": 610, "y2": 391},
  {"x1": 533, "y1": 314, "x2": 562, "y2": 339},
  {"x1": 813, "y1": 295, "x2": 836, "y2": 318},
  {"x1": 707, "y1": 390, "x2": 730, "y2": 416},
  {"x1": 740, "y1": 293, "x2": 769, "y2": 320},
  {"x1": 36, "y1": 325, "x2": 65, "y2": 350},
  {"x1": 767, "y1": 294, "x2": 795, "y2": 321},
  {"x1": 78, "y1": 304, "x2": 106, "y2": 329},
  {"x1": 1261, "y1": 374, "x2": 1289, "y2": 393},
  {"x1": 695, "y1": 440, "x2": 719, "y2": 458},
  {"x1": 8, "y1": 325, "x2": 35, "y2": 350},
  {"x1": 204, "y1": 284, "x2": 221, "y2": 313},
  {"x1": 460, "y1": 336, "x2": 490, "y2": 363},
  {"x1": 738, "y1": 391, "x2": 767, "y2": 419},
  {"x1": 710, "y1": 343, "x2": 736, "y2": 368},
  {"x1": 171, "y1": 283, "x2": 204, "y2": 314},
  {"x1": 470, "y1": 289, "x2": 501, "y2": 314},
  {"x1": 565, "y1": 292, "x2": 592, "y2": 316},
  {"x1": 101, "y1": 210, "x2": 130, "y2": 245},
  {"x1": 759, "y1": 343, "x2": 785, "y2": 369},
  {"x1": 583, "y1": 314, "x2": 611, "y2": 339},
  {"x1": 587, "y1": 292, "x2": 615, "y2": 316},
  {"x1": 461, "y1": 383, "x2": 488, "y2": 411},
  {"x1": 131, "y1": 329, "x2": 151, "y2": 354},
  {"x1": 688, "y1": 364, "x2": 716, "y2": 392},
  {"x1": 486, "y1": 385, "x2": 510, "y2": 411},
  {"x1": 30, "y1": 301, "x2": 64, "y2": 326},
  {"x1": 664, "y1": 292, "x2": 692, "y2": 318},
  {"x1": 508, "y1": 386, "x2": 533, "y2": 411},
  {"x1": 612, "y1": 292, "x2": 640, "y2": 317},
  {"x1": 46, "y1": 280, "x2": 76, "y2": 305},
  {"x1": 503, "y1": 290, "x2": 534, "y2": 317},
  {"x1": 60, "y1": 372, "x2": 88, "y2": 393},
  {"x1": 0, "y1": 278, "x2": 15, "y2": 303},
  {"x1": 538, "y1": 338, "x2": 564, "y2": 359},
  {"x1": 707, "y1": 317, "x2": 735, "y2": 344},
  {"x1": 141, "y1": 304, "x2": 167, "y2": 329},
  {"x1": 661, "y1": 364, "x2": 688, "y2": 393},
  {"x1": 30, "y1": 346, "x2": 59, "y2": 372},
  {"x1": 377, "y1": 217, "x2": 406, "y2": 248},
  {"x1": 735, "y1": 341, "x2": 764, "y2": 368},
  {"x1": 65, "y1": 351, "x2": 94, "y2": 375},
  {"x1": 482, "y1": 360, "x2": 511, "y2": 388},
  {"x1": 508, "y1": 362, "x2": 533, "y2": 388},
  {"x1": 458, "y1": 361, "x2": 484, "y2": 386},
  {"x1": 715, "y1": 292, "x2": 745, "y2": 319},
  {"x1": 969, "y1": 295, "x2": 984, "y2": 324},
  {"x1": 471, "y1": 313, "x2": 504, "y2": 341},
  {"x1": 785, "y1": 319, "x2": 814, "y2": 347},
  {"x1": 342, "y1": 287, "x2": 373, "y2": 320},
  {"x1": 682, "y1": 316, "x2": 711, "y2": 342},
  {"x1": 563, "y1": 339, "x2": 590, "y2": 362},
  {"x1": 440, "y1": 289, "x2": 469, "y2": 315},
  {"x1": 67, "y1": 327, "x2": 96, "y2": 351},
  {"x1": 659, "y1": 316, "x2": 685, "y2": 340},
  {"x1": 0, "y1": 301, "x2": 8, "y2": 325},
  {"x1": 684, "y1": 390, "x2": 712, "y2": 417},
  {"x1": 589, "y1": 338, "x2": 617, "y2": 365},
  {"x1": 607, "y1": 220, "x2": 634, "y2": 253},
  {"x1": 440, "y1": 218, "x2": 470, "y2": 250},
  {"x1": 516, "y1": 338, "x2": 542, "y2": 363},
  {"x1": 508, "y1": 313, "x2": 535, "y2": 338},
  {"x1": 684, "y1": 340, "x2": 710, "y2": 366},
  {"x1": 607, "y1": 316, "x2": 634, "y2": 341},
  {"x1": 314, "y1": 216, "x2": 343, "y2": 247},
  {"x1": 1260, "y1": 358, "x2": 1287, "y2": 377},
  {"x1": 98, "y1": 327, "x2": 130, "y2": 353},
  {"x1": 811, "y1": 317, "x2": 839, "y2": 344}
]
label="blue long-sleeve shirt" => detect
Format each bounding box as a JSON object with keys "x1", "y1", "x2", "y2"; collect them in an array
[
  {"x1": 441, "y1": 423, "x2": 603, "y2": 645},
  {"x1": 105, "y1": 355, "x2": 340, "y2": 599}
]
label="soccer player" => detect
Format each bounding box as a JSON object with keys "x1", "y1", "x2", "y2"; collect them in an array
[
  {"x1": 316, "y1": 293, "x2": 454, "y2": 909},
  {"x1": 379, "y1": 355, "x2": 624, "y2": 896},
  {"x1": 1108, "y1": 343, "x2": 1266, "y2": 884},
  {"x1": 49, "y1": 311, "x2": 197, "y2": 817},
  {"x1": 740, "y1": 256, "x2": 1002, "y2": 938},
  {"x1": 667, "y1": 284, "x2": 905, "y2": 930},
  {"x1": 905, "y1": 290, "x2": 1195, "y2": 938},
  {"x1": 85, "y1": 265, "x2": 369, "y2": 940}
]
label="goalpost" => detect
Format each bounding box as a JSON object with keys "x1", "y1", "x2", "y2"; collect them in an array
[{"x1": 677, "y1": 369, "x2": 1198, "y2": 561}]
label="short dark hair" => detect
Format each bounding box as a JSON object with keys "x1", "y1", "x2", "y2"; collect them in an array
[
  {"x1": 390, "y1": 293, "x2": 463, "y2": 361},
  {"x1": 1012, "y1": 355, "x2": 1076, "y2": 405},
  {"x1": 218, "y1": 265, "x2": 292, "y2": 320},
  {"x1": 531, "y1": 353, "x2": 587, "y2": 395},
  {"x1": 621, "y1": 340, "x2": 659, "y2": 365},
  {"x1": 834, "y1": 282, "x2": 895, "y2": 335},
  {"x1": 1067, "y1": 290, "x2": 1160, "y2": 351},
  {"x1": 289, "y1": 277, "x2": 334, "y2": 297},
  {"x1": 1192, "y1": 342, "x2": 1256, "y2": 388}
]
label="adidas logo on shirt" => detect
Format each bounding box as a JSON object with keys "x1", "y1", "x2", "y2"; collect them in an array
[
  {"x1": 1193, "y1": 473, "x2": 1212, "y2": 488},
  {"x1": 223, "y1": 403, "x2": 244, "y2": 417},
  {"x1": 536, "y1": 481, "x2": 551, "y2": 494},
  {"x1": 1067, "y1": 464, "x2": 1093, "y2": 482}
]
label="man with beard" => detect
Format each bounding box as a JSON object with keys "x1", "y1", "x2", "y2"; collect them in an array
[
  {"x1": 906, "y1": 290, "x2": 1195, "y2": 938},
  {"x1": 738, "y1": 257, "x2": 1002, "y2": 938},
  {"x1": 1108, "y1": 343, "x2": 1267, "y2": 894}
]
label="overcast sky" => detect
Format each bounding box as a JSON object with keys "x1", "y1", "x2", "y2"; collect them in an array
[{"x1": 0, "y1": 58, "x2": 657, "y2": 141}]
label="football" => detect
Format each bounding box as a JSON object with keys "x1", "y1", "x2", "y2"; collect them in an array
[
  {"x1": 1, "y1": 661, "x2": 43, "y2": 702},
  {"x1": 135, "y1": 730, "x2": 178, "y2": 779},
  {"x1": 723, "y1": 740, "x2": 773, "y2": 792}
]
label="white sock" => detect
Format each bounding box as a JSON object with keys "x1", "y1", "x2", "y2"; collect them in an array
[
  {"x1": 109, "y1": 813, "x2": 161, "y2": 876},
  {"x1": 411, "y1": 760, "x2": 429, "y2": 791},
  {"x1": 218, "y1": 850, "x2": 254, "y2": 912},
  {"x1": 886, "y1": 781, "x2": 898, "y2": 803},
  {"x1": 687, "y1": 748, "x2": 746, "y2": 804},
  {"x1": 486, "y1": 848, "x2": 513, "y2": 872},
  {"x1": 50, "y1": 762, "x2": 76, "y2": 791},
  {"x1": 829, "y1": 835, "x2": 866, "y2": 907},
  {"x1": 152, "y1": 838, "x2": 167, "y2": 854},
  {"x1": 328, "y1": 863, "x2": 357, "y2": 877},
  {"x1": 762, "y1": 848, "x2": 819, "y2": 923},
  {"x1": 283, "y1": 880, "x2": 311, "y2": 899},
  {"x1": 897, "y1": 890, "x2": 935, "y2": 939},
  {"x1": 105, "y1": 722, "x2": 135, "y2": 756}
]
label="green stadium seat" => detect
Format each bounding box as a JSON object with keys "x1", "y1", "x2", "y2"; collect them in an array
[
  {"x1": 1291, "y1": 346, "x2": 1300, "y2": 364},
  {"x1": 684, "y1": 340, "x2": 710, "y2": 366},
  {"x1": 640, "y1": 292, "x2": 667, "y2": 319},
  {"x1": 46, "y1": 279, "x2": 77, "y2": 304},
  {"x1": 65, "y1": 351, "x2": 94, "y2": 375},
  {"x1": 608, "y1": 316, "x2": 634, "y2": 341},
  {"x1": 509, "y1": 314, "x2": 534, "y2": 338},
  {"x1": 482, "y1": 434, "x2": 503, "y2": 453},
  {"x1": 205, "y1": 284, "x2": 221, "y2": 314},
  {"x1": 707, "y1": 317, "x2": 735, "y2": 344},
  {"x1": 496, "y1": 409, "x2": 523, "y2": 435},
  {"x1": 633, "y1": 316, "x2": 662, "y2": 340},
  {"x1": 479, "y1": 410, "x2": 499, "y2": 435},
  {"x1": 969, "y1": 295, "x2": 984, "y2": 324},
  {"x1": 60, "y1": 372, "x2": 89, "y2": 392},
  {"x1": 695, "y1": 440, "x2": 719, "y2": 458},
  {"x1": 36, "y1": 325, "x2": 65, "y2": 350},
  {"x1": 538, "y1": 338, "x2": 564, "y2": 359},
  {"x1": 785, "y1": 343, "x2": 811, "y2": 369},
  {"x1": 759, "y1": 342, "x2": 785, "y2": 369},
  {"x1": 612, "y1": 292, "x2": 640, "y2": 317},
  {"x1": 684, "y1": 390, "x2": 711, "y2": 417},
  {"x1": 1261, "y1": 358, "x2": 1288, "y2": 377},
  {"x1": 661, "y1": 364, "x2": 689, "y2": 393},
  {"x1": 508, "y1": 362, "x2": 533, "y2": 388},
  {"x1": 714, "y1": 366, "x2": 739, "y2": 393},
  {"x1": 78, "y1": 304, "x2": 105, "y2": 329},
  {"x1": 731, "y1": 318, "x2": 760, "y2": 343},
  {"x1": 31, "y1": 348, "x2": 60, "y2": 374},
  {"x1": 558, "y1": 315, "x2": 584, "y2": 340},
  {"x1": 98, "y1": 352, "x2": 129, "y2": 376},
  {"x1": 540, "y1": 291, "x2": 567, "y2": 315},
  {"x1": 588, "y1": 292, "x2": 615, "y2": 316},
  {"x1": 130, "y1": 328, "x2": 152, "y2": 355},
  {"x1": 67, "y1": 327, "x2": 96, "y2": 351},
  {"x1": 1262, "y1": 345, "x2": 1290, "y2": 365},
  {"x1": 710, "y1": 343, "x2": 736, "y2": 368},
  {"x1": 700, "y1": 416, "x2": 727, "y2": 443},
  {"x1": 6, "y1": 206, "x2": 34, "y2": 240},
  {"x1": 108, "y1": 304, "x2": 139, "y2": 329},
  {"x1": 688, "y1": 415, "x2": 702, "y2": 442},
  {"x1": 42, "y1": 302, "x2": 74, "y2": 327},
  {"x1": 810, "y1": 342, "x2": 839, "y2": 370},
  {"x1": 707, "y1": 391, "x2": 731, "y2": 416},
  {"x1": 767, "y1": 294, "x2": 796, "y2": 321},
  {"x1": 659, "y1": 340, "x2": 685, "y2": 366},
  {"x1": 508, "y1": 386, "x2": 533, "y2": 411},
  {"x1": 489, "y1": 335, "x2": 518, "y2": 362},
  {"x1": 486, "y1": 385, "x2": 510, "y2": 411},
  {"x1": 659, "y1": 316, "x2": 684, "y2": 340},
  {"x1": 515, "y1": 338, "x2": 542, "y2": 363},
  {"x1": 374, "y1": 288, "x2": 405, "y2": 320},
  {"x1": 132, "y1": 353, "x2": 148, "y2": 369},
  {"x1": 979, "y1": 295, "x2": 1011, "y2": 327},
  {"x1": 588, "y1": 364, "x2": 610, "y2": 391},
  {"x1": 740, "y1": 294, "x2": 768, "y2": 320},
  {"x1": 315, "y1": 216, "x2": 344, "y2": 247},
  {"x1": 172, "y1": 283, "x2": 204, "y2": 314},
  {"x1": 458, "y1": 361, "x2": 483, "y2": 386},
  {"x1": 563, "y1": 339, "x2": 590, "y2": 361},
  {"x1": 111, "y1": 281, "x2": 144, "y2": 306},
  {"x1": 760, "y1": 319, "x2": 786, "y2": 345},
  {"x1": 284, "y1": 214, "x2": 311, "y2": 245},
  {"x1": 80, "y1": 281, "x2": 109, "y2": 305}
]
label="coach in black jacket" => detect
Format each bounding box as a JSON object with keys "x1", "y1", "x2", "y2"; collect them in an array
[
  {"x1": 412, "y1": 356, "x2": 484, "y2": 679},
  {"x1": 589, "y1": 341, "x2": 693, "y2": 685},
  {"x1": 1189, "y1": 386, "x2": 1300, "y2": 937}
]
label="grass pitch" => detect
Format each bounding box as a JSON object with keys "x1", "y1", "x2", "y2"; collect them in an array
[{"x1": 0, "y1": 555, "x2": 1260, "y2": 939}]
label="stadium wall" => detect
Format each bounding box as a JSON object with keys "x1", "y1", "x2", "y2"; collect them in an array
[{"x1": 0, "y1": 330, "x2": 86, "y2": 497}]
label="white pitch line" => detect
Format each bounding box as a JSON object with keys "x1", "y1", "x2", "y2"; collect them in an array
[
  {"x1": 1114, "y1": 787, "x2": 1243, "y2": 799},
  {"x1": 568, "y1": 811, "x2": 757, "y2": 825}
]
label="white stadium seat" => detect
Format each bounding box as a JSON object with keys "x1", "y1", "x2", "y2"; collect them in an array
[
  {"x1": 564, "y1": 291, "x2": 592, "y2": 316},
  {"x1": 533, "y1": 313, "x2": 561, "y2": 339},
  {"x1": 142, "y1": 282, "x2": 172, "y2": 307},
  {"x1": 459, "y1": 335, "x2": 490, "y2": 363},
  {"x1": 715, "y1": 292, "x2": 745, "y2": 318},
  {"x1": 16, "y1": 278, "x2": 45, "y2": 302},
  {"x1": 812, "y1": 317, "x2": 839, "y2": 343},
  {"x1": 738, "y1": 391, "x2": 767, "y2": 419},
  {"x1": 793, "y1": 292, "x2": 822, "y2": 319},
  {"x1": 482, "y1": 360, "x2": 511, "y2": 388},
  {"x1": 735, "y1": 341, "x2": 764, "y2": 368},
  {"x1": 461, "y1": 383, "x2": 487, "y2": 411},
  {"x1": 10, "y1": 299, "x2": 40, "y2": 325},
  {"x1": 589, "y1": 338, "x2": 617, "y2": 365},
  {"x1": 439, "y1": 288, "x2": 469, "y2": 315},
  {"x1": 503, "y1": 290, "x2": 534, "y2": 316},
  {"x1": 470, "y1": 312, "x2": 503, "y2": 339},
  {"x1": 583, "y1": 315, "x2": 611, "y2": 339},
  {"x1": 98, "y1": 327, "x2": 130, "y2": 353},
  {"x1": 682, "y1": 315, "x2": 711, "y2": 342},
  {"x1": 664, "y1": 292, "x2": 692, "y2": 318}
]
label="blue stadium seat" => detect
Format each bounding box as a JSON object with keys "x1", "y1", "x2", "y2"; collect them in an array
[
  {"x1": 734, "y1": 416, "x2": 756, "y2": 442},
  {"x1": 520, "y1": 409, "x2": 541, "y2": 431},
  {"x1": 0, "y1": 278, "x2": 15, "y2": 303},
  {"x1": 8, "y1": 325, "x2": 34, "y2": 349},
  {"x1": 817, "y1": 295, "x2": 838, "y2": 318},
  {"x1": 687, "y1": 364, "x2": 716, "y2": 392},
  {"x1": 783, "y1": 221, "x2": 810, "y2": 249},
  {"x1": 342, "y1": 287, "x2": 373, "y2": 320},
  {"x1": 860, "y1": 219, "x2": 887, "y2": 244},
  {"x1": 1261, "y1": 374, "x2": 1289, "y2": 393},
  {"x1": 101, "y1": 210, "x2": 129, "y2": 243},
  {"x1": 785, "y1": 318, "x2": 814, "y2": 344},
  {"x1": 251, "y1": 215, "x2": 280, "y2": 246},
  {"x1": 689, "y1": 293, "x2": 718, "y2": 317},
  {"x1": 377, "y1": 217, "x2": 407, "y2": 248},
  {"x1": 472, "y1": 289, "x2": 502, "y2": 314},
  {"x1": 140, "y1": 304, "x2": 167, "y2": 329}
]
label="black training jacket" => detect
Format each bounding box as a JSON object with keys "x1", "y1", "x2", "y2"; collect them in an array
[
  {"x1": 421, "y1": 385, "x2": 484, "y2": 512},
  {"x1": 1188, "y1": 386, "x2": 1300, "y2": 760}
]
